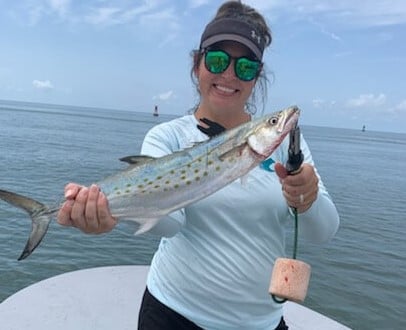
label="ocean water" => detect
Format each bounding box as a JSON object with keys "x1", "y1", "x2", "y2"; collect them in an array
[{"x1": 0, "y1": 100, "x2": 405, "y2": 329}]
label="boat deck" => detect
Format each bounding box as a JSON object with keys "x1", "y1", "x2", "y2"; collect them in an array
[{"x1": 0, "y1": 265, "x2": 351, "y2": 329}]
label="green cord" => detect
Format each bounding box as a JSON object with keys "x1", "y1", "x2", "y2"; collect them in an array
[
  {"x1": 272, "y1": 207, "x2": 299, "y2": 304},
  {"x1": 293, "y1": 208, "x2": 298, "y2": 260}
]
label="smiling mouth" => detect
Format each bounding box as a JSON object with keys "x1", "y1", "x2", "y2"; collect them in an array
[{"x1": 214, "y1": 84, "x2": 238, "y2": 94}]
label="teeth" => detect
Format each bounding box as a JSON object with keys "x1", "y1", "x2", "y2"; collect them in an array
[{"x1": 215, "y1": 84, "x2": 235, "y2": 93}]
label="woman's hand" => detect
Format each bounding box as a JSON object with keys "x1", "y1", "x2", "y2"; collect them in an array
[
  {"x1": 274, "y1": 163, "x2": 319, "y2": 213},
  {"x1": 57, "y1": 183, "x2": 117, "y2": 234}
]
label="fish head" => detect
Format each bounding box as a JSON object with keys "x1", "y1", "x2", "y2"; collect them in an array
[{"x1": 248, "y1": 106, "x2": 300, "y2": 158}]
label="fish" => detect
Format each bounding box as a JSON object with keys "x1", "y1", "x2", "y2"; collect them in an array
[{"x1": 0, "y1": 106, "x2": 300, "y2": 260}]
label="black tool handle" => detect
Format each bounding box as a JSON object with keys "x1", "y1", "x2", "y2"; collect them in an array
[{"x1": 286, "y1": 125, "x2": 303, "y2": 174}]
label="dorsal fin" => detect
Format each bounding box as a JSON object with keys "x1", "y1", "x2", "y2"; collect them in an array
[{"x1": 119, "y1": 155, "x2": 155, "y2": 165}]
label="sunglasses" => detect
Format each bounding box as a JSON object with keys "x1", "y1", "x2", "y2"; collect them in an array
[{"x1": 203, "y1": 49, "x2": 262, "y2": 82}]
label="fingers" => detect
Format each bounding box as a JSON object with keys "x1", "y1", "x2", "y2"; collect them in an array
[
  {"x1": 274, "y1": 162, "x2": 288, "y2": 180},
  {"x1": 58, "y1": 199, "x2": 75, "y2": 226},
  {"x1": 84, "y1": 185, "x2": 100, "y2": 232},
  {"x1": 57, "y1": 183, "x2": 116, "y2": 234},
  {"x1": 96, "y1": 193, "x2": 117, "y2": 232},
  {"x1": 58, "y1": 183, "x2": 83, "y2": 226},
  {"x1": 64, "y1": 183, "x2": 83, "y2": 200},
  {"x1": 280, "y1": 164, "x2": 319, "y2": 213}
]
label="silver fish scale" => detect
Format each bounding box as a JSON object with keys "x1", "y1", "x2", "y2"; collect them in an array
[
  {"x1": 99, "y1": 106, "x2": 299, "y2": 224},
  {"x1": 102, "y1": 144, "x2": 252, "y2": 217}
]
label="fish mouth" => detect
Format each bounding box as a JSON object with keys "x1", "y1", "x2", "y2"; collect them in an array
[
  {"x1": 275, "y1": 106, "x2": 301, "y2": 149},
  {"x1": 284, "y1": 106, "x2": 300, "y2": 133}
]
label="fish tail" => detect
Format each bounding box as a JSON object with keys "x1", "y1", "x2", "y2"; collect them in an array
[{"x1": 0, "y1": 189, "x2": 53, "y2": 260}]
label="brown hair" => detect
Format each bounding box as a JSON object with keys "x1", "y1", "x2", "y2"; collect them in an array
[{"x1": 213, "y1": 1, "x2": 272, "y2": 48}]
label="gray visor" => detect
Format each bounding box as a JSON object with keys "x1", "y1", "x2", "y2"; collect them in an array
[{"x1": 200, "y1": 18, "x2": 267, "y2": 60}]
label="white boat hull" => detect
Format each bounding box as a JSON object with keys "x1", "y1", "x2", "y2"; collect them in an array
[{"x1": 0, "y1": 265, "x2": 350, "y2": 329}]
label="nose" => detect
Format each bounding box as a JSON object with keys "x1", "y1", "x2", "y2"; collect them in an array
[{"x1": 221, "y1": 60, "x2": 237, "y2": 80}]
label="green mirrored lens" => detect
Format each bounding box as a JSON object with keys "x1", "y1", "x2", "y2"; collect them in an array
[
  {"x1": 205, "y1": 51, "x2": 230, "y2": 74},
  {"x1": 204, "y1": 50, "x2": 260, "y2": 81},
  {"x1": 235, "y1": 58, "x2": 260, "y2": 81}
]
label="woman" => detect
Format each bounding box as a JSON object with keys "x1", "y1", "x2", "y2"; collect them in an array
[{"x1": 58, "y1": 1, "x2": 340, "y2": 329}]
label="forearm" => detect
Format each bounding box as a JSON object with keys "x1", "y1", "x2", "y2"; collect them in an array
[{"x1": 297, "y1": 189, "x2": 339, "y2": 243}]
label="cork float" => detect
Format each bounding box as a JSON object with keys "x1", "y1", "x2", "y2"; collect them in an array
[{"x1": 269, "y1": 257, "x2": 311, "y2": 303}]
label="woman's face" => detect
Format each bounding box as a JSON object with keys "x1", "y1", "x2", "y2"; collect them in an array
[{"x1": 195, "y1": 41, "x2": 258, "y2": 116}]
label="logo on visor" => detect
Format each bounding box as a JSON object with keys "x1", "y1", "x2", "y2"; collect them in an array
[{"x1": 251, "y1": 30, "x2": 261, "y2": 44}]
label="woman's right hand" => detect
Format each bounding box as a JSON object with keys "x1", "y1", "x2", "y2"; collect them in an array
[{"x1": 57, "y1": 183, "x2": 117, "y2": 234}]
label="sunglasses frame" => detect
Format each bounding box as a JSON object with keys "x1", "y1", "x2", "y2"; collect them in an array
[{"x1": 202, "y1": 48, "x2": 262, "y2": 82}]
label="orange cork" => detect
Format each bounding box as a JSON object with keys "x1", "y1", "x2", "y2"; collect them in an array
[{"x1": 269, "y1": 258, "x2": 311, "y2": 303}]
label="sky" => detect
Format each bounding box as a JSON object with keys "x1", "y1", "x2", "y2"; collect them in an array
[{"x1": 0, "y1": 0, "x2": 405, "y2": 133}]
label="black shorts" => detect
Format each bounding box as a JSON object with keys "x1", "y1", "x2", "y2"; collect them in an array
[{"x1": 138, "y1": 287, "x2": 288, "y2": 330}]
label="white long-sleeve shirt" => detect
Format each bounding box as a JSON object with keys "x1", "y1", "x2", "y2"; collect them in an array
[{"x1": 140, "y1": 114, "x2": 339, "y2": 330}]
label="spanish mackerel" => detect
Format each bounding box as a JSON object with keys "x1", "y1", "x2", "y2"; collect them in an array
[{"x1": 0, "y1": 106, "x2": 299, "y2": 260}]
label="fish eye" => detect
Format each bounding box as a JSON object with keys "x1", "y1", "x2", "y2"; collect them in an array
[{"x1": 268, "y1": 116, "x2": 279, "y2": 125}]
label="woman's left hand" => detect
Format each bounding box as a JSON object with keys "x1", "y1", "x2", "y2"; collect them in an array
[{"x1": 274, "y1": 163, "x2": 319, "y2": 213}]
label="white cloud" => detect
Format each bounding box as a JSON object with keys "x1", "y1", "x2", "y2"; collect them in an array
[
  {"x1": 188, "y1": 0, "x2": 211, "y2": 9},
  {"x1": 84, "y1": 2, "x2": 159, "y2": 26},
  {"x1": 85, "y1": 7, "x2": 122, "y2": 26},
  {"x1": 10, "y1": 0, "x2": 70, "y2": 25},
  {"x1": 313, "y1": 99, "x2": 337, "y2": 109},
  {"x1": 83, "y1": 3, "x2": 180, "y2": 46},
  {"x1": 246, "y1": 0, "x2": 406, "y2": 28},
  {"x1": 139, "y1": 7, "x2": 179, "y2": 29},
  {"x1": 394, "y1": 100, "x2": 406, "y2": 113},
  {"x1": 154, "y1": 90, "x2": 174, "y2": 101},
  {"x1": 32, "y1": 80, "x2": 54, "y2": 90},
  {"x1": 48, "y1": 0, "x2": 70, "y2": 17},
  {"x1": 8, "y1": 0, "x2": 406, "y2": 29},
  {"x1": 346, "y1": 93, "x2": 386, "y2": 108},
  {"x1": 307, "y1": 17, "x2": 341, "y2": 41},
  {"x1": 312, "y1": 99, "x2": 325, "y2": 108}
]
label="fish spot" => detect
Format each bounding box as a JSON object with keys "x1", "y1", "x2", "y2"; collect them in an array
[
  {"x1": 195, "y1": 177, "x2": 200, "y2": 181},
  {"x1": 154, "y1": 185, "x2": 160, "y2": 189},
  {"x1": 125, "y1": 189, "x2": 131, "y2": 193},
  {"x1": 215, "y1": 166, "x2": 221, "y2": 171},
  {"x1": 165, "y1": 180, "x2": 170, "y2": 185},
  {"x1": 203, "y1": 171, "x2": 208, "y2": 176},
  {"x1": 126, "y1": 183, "x2": 131, "y2": 188},
  {"x1": 186, "y1": 181, "x2": 191, "y2": 185},
  {"x1": 174, "y1": 184, "x2": 179, "y2": 189},
  {"x1": 194, "y1": 169, "x2": 199, "y2": 174},
  {"x1": 207, "y1": 160, "x2": 213, "y2": 165},
  {"x1": 156, "y1": 176, "x2": 163, "y2": 180},
  {"x1": 170, "y1": 170, "x2": 175, "y2": 174},
  {"x1": 147, "y1": 181, "x2": 153, "y2": 185},
  {"x1": 138, "y1": 184, "x2": 144, "y2": 189},
  {"x1": 181, "y1": 175, "x2": 186, "y2": 180}
]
